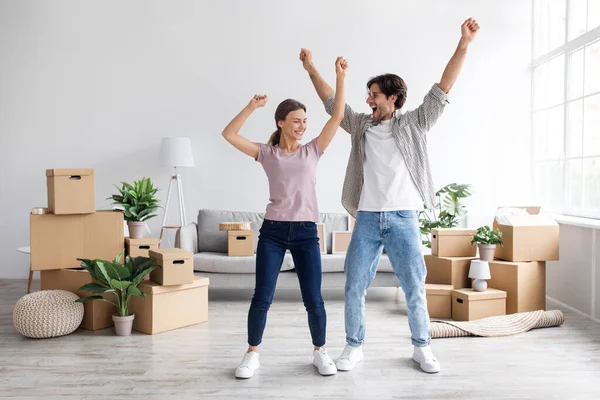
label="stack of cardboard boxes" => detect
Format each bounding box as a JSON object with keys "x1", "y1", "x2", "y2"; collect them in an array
[
  {"x1": 130, "y1": 248, "x2": 209, "y2": 334},
  {"x1": 36, "y1": 169, "x2": 125, "y2": 330},
  {"x1": 424, "y1": 207, "x2": 560, "y2": 321},
  {"x1": 36, "y1": 168, "x2": 209, "y2": 334}
]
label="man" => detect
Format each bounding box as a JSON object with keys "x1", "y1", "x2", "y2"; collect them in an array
[{"x1": 300, "y1": 18, "x2": 479, "y2": 373}]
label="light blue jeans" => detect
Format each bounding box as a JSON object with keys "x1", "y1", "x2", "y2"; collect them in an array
[{"x1": 344, "y1": 210, "x2": 430, "y2": 347}]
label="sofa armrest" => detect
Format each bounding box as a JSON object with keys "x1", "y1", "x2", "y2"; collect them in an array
[{"x1": 175, "y1": 222, "x2": 198, "y2": 253}]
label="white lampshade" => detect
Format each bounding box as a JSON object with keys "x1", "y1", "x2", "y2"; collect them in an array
[
  {"x1": 159, "y1": 137, "x2": 195, "y2": 167},
  {"x1": 468, "y1": 260, "x2": 491, "y2": 280}
]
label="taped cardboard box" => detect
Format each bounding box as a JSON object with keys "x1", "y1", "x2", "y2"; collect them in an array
[
  {"x1": 431, "y1": 228, "x2": 477, "y2": 257},
  {"x1": 425, "y1": 255, "x2": 477, "y2": 289},
  {"x1": 493, "y1": 206, "x2": 559, "y2": 262},
  {"x1": 130, "y1": 276, "x2": 209, "y2": 334},
  {"x1": 452, "y1": 288, "x2": 507, "y2": 321},
  {"x1": 46, "y1": 168, "x2": 95, "y2": 214},
  {"x1": 30, "y1": 210, "x2": 124, "y2": 271},
  {"x1": 488, "y1": 261, "x2": 546, "y2": 314},
  {"x1": 150, "y1": 248, "x2": 194, "y2": 286},
  {"x1": 40, "y1": 269, "x2": 115, "y2": 330},
  {"x1": 228, "y1": 230, "x2": 254, "y2": 256},
  {"x1": 426, "y1": 284, "x2": 453, "y2": 319},
  {"x1": 125, "y1": 237, "x2": 159, "y2": 258}
]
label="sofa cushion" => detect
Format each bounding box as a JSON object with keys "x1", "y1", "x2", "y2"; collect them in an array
[
  {"x1": 192, "y1": 252, "x2": 394, "y2": 274},
  {"x1": 196, "y1": 209, "x2": 350, "y2": 254},
  {"x1": 320, "y1": 254, "x2": 394, "y2": 273},
  {"x1": 193, "y1": 252, "x2": 295, "y2": 273}
]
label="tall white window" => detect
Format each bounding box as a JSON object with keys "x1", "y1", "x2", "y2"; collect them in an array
[{"x1": 533, "y1": 0, "x2": 600, "y2": 218}]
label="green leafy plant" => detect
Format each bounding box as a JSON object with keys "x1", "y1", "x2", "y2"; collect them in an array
[
  {"x1": 471, "y1": 225, "x2": 503, "y2": 246},
  {"x1": 108, "y1": 177, "x2": 160, "y2": 222},
  {"x1": 75, "y1": 250, "x2": 157, "y2": 317},
  {"x1": 419, "y1": 183, "x2": 474, "y2": 248}
]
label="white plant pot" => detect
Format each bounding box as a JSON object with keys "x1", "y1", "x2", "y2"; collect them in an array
[
  {"x1": 112, "y1": 314, "x2": 135, "y2": 336},
  {"x1": 127, "y1": 221, "x2": 146, "y2": 239},
  {"x1": 478, "y1": 244, "x2": 497, "y2": 262}
]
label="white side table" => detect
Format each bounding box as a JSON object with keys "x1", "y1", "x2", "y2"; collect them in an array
[{"x1": 16, "y1": 246, "x2": 32, "y2": 293}]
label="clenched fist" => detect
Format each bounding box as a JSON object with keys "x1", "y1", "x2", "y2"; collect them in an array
[
  {"x1": 299, "y1": 48, "x2": 313, "y2": 71},
  {"x1": 461, "y1": 18, "x2": 480, "y2": 43},
  {"x1": 249, "y1": 94, "x2": 268, "y2": 109},
  {"x1": 335, "y1": 56, "x2": 348, "y2": 78}
]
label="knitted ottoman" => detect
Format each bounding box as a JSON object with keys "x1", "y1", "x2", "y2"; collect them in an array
[{"x1": 13, "y1": 290, "x2": 84, "y2": 339}]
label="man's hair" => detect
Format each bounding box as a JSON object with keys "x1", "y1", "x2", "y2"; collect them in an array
[{"x1": 367, "y1": 74, "x2": 407, "y2": 109}]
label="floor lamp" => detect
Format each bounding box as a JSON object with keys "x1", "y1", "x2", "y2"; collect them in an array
[{"x1": 159, "y1": 137, "x2": 195, "y2": 242}]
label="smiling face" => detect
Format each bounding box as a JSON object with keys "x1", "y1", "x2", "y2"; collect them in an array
[
  {"x1": 365, "y1": 74, "x2": 408, "y2": 123},
  {"x1": 278, "y1": 109, "x2": 307, "y2": 141},
  {"x1": 366, "y1": 83, "x2": 397, "y2": 123}
]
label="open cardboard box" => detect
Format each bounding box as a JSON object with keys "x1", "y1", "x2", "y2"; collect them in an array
[{"x1": 493, "y1": 206, "x2": 559, "y2": 262}]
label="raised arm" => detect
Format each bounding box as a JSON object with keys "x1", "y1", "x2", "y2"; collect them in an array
[
  {"x1": 300, "y1": 48, "x2": 365, "y2": 135},
  {"x1": 437, "y1": 18, "x2": 480, "y2": 93},
  {"x1": 408, "y1": 18, "x2": 480, "y2": 132},
  {"x1": 316, "y1": 57, "x2": 348, "y2": 153},
  {"x1": 221, "y1": 95, "x2": 267, "y2": 159},
  {"x1": 300, "y1": 48, "x2": 334, "y2": 102}
]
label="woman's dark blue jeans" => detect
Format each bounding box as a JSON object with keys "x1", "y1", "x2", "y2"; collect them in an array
[{"x1": 247, "y1": 219, "x2": 326, "y2": 347}]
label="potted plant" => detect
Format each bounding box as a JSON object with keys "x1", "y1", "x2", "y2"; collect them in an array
[
  {"x1": 419, "y1": 183, "x2": 474, "y2": 248},
  {"x1": 108, "y1": 177, "x2": 160, "y2": 239},
  {"x1": 471, "y1": 225, "x2": 503, "y2": 262},
  {"x1": 75, "y1": 250, "x2": 156, "y2": 336}
]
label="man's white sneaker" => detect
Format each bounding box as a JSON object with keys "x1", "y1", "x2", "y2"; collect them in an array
[
  {"x1": 235, "y1": 351, "x2": 260, "y2": 379},
  {"x1": 412, "y1": 345, "x2": 440, "y2": 373},
  {"x1": 335, "y1": 344, "x2": 363, "y2": 371},
  {"x1": 313, "y1": 348, "x2": 337, "y2": 376}
]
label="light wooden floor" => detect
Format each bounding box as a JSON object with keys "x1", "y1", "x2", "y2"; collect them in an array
[{"x1": 1, "y1": 279, "x2": 600, "y2": 400}]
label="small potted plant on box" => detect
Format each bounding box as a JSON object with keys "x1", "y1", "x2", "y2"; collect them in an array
[
  {"x1": 75, "y1": 250, "x2": 156, "y2": 336},
  {"x1": 108, "y1": 177, "x2": 160, "y2": 239},
  {"x1": 471, "y1": 225, "x2": 503, "y2": 262}
]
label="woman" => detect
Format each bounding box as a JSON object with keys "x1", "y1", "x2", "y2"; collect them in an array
[{"x1": 222, "y1": 56, "x2": 348, "y2": 378}]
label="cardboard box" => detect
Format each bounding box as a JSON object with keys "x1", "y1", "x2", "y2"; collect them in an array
[
  {"x1": 488, "y1": 261, "x2": 546, "y2": 314},
  {"x1": 125, "y1": 237, "x2": 159, "y2": 258},
  {"x1": 452, "y1": 288, "x2": 507, "y2": 321},
  {"x1": 431, "y1": 228, "x2": 477, "y2": 257},
  {"x1": 228, "y1": 230, "x2": 254, "y2": 256},
  {"x1": 30, "y1": 210, "x2": 124, "y2": 271},
  {"x1": 40, "y1": 269, "x2": 116, "y2": 330},
  {"x1": 317, "y1": 223, "x2": 326, "y2": 254},
  {"x1": 426, "y1": 284, "x2": 453, "y2": 319},
  {"x1": 46, "y1": 168, "x2": 95, "y2": 214},
  {"x1": 149, "y1": 248, "x2": 194, "y2": 286},
  {"x1": 493, "y1": 206, "x2": 559, "y2": 262},
  {"x1": 424, "y1": 255, "x2": 477, "y2": 289},
  {"x1": 130, "y1": 276, "x2": 209, "y2": 334},
  {"x1": 332, "y1": 231, "x2": 353, "y2": 254}
]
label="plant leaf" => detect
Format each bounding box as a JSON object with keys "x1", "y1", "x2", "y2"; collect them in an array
[
  {"x1": 78, "y1": 283, "x2": 115, "y2": 294},
  {"x1": 111, "y1": 280, "x2": 132, "y2": 291},
  {"x1": 132, "y1": 265, "x2": 156, "y2": 287}
]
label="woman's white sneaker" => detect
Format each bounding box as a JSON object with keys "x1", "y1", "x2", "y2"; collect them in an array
[
  {"x1": 235, "y1": 351, "x2": 260, "y2": 379},
  {"x1": 313, "y1": 348, "x2": 337, "y2": 376},
  {"x1": 412, "y1": 345, "x2": 440, "y2": 373},
  {"x1": 335, "y1": 344, "x2": 363, "y2": 371}
]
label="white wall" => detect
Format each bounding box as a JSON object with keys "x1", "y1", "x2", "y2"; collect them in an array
[
  {"x1": 547, "y1": 223, "x2": 600, "y2": 321},
  {"x1": 0, "y1": 0, "x2": 533, "y2": 278}
]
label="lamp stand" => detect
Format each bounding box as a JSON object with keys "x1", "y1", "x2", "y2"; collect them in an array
[
  {"x1": 472, "y1": 279, "x2": 488, "y2": 292},
  {"x1": 159, "y1": 167, "x2": 188, "y2": 242}
]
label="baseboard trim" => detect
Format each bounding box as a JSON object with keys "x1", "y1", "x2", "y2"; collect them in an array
[{"x1": 546, "y1": 295, "x2": 600, "y2": 324}]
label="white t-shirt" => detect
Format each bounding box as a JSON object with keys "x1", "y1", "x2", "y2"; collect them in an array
[{"x1": 358, "y1": 120, "x2": 424, "y2": 211}]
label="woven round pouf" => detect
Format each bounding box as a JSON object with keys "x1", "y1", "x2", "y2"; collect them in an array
[{"x1": 13, "y1": 290, "x2": 84, "y2": 339}]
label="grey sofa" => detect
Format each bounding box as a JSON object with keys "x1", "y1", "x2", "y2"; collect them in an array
[{"x1": 176, "y1": 209, "x2": 400, "y2": 289}]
